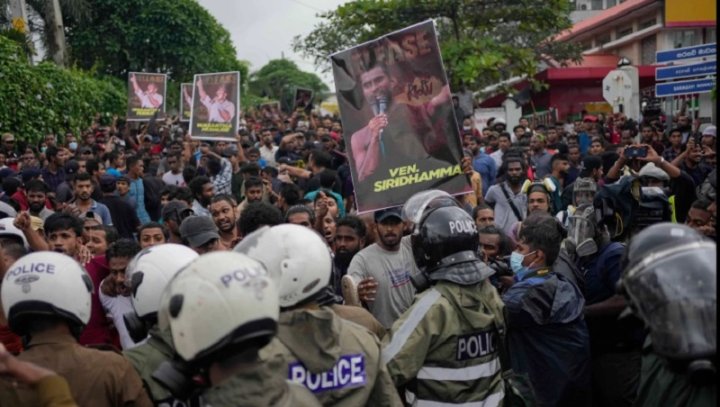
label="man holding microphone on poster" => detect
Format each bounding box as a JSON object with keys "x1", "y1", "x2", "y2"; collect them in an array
[
  {"x1": 130, "y1": 73, "x2": 163, "y2": 109},
  {"x1": 196, "y1": 77, "x2": 235, "y2": 123},
  {"x1": 350, "y1": 62, "x2": 456, "y2": 182}
]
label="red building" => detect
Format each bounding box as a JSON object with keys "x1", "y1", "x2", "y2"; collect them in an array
[{"x1": 478, "y1": 0, "x2": 716, "y2": 122}]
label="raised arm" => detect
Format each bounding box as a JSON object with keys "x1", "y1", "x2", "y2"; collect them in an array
[
  {"x1": 196, "y1": 77, "x2": 208, "y2": 101},
  {"x1": 130, "y1": 73, "x2": 142, "y2": 95}
]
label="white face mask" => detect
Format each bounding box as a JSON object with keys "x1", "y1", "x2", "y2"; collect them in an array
[{"x1": 463, "y1": 126, "x2": 472, "y2": 131}]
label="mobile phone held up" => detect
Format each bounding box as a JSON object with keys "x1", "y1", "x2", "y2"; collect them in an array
[{"x1": 625, "y1": 146, "x2": 648, "y2": 159}]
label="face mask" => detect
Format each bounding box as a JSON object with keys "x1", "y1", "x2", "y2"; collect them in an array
[
  {"x1": 68, "y1": 141, "x2": 78, "y2": 151},
  {"x1": 41, "y1": 146, "x2": 47, "y2": 153},
  {"x1": 510, "y1": 250, "x2": 536, "y2": 279},
  {"x1": 463, "y1": 126, "x2": 472, "y2": 131}
]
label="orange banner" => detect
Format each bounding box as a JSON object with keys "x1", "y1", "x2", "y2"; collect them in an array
[{"x1": 665, "y1": 0, "x2": 716, "y2": 27}]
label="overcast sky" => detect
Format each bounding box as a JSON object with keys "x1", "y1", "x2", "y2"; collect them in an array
[{"x1": 198, "y1": 0, "x2": 348, "y2": 89}]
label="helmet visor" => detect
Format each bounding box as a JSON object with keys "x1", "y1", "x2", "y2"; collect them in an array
[
  {"x1": 623, "y1": 243, "x2": 716, "y2": 359},
  {"x1": 401, "y1": 190, "x2": 458, "y2": 225}
]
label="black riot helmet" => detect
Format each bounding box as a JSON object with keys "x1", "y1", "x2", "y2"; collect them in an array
[
  {"x1": 618, "y1": 223, "x2": 716, "y2": 383},
  {"x1": 411, "y1": 205, "x2": 480, "y2": 272}
]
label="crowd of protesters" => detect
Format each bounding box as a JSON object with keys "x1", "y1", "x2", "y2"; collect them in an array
[{"x1": 0, "y1": 100, "x2": 715, "y2": 407}]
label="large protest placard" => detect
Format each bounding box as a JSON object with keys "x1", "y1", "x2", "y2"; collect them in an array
[
  {"x1": 180, "y1": 83, "x2": 193, "y2": 122},
  {"x1": 259, "y1": 101, "x2": 281, "y2": 121},
  {"x1": 127, "y1": 73, "x2": 167, "y2": 121},
  {"x1": 330, "y1": 20, "x2": 470, "y2": 213},
  {"x1": 189, "y1": 72, "x2": 240, "y2": 141},
  {"x1": 293, "y1": 87, "x2": 314, "y2": 111}
]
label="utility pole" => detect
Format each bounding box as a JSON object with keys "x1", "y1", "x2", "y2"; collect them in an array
[
  {"x1": 48, "y1": 0, "x2": 67, "y2": 67},
  {"x1": 8, "y1": 0, "x2": 28, "y2": 23}
]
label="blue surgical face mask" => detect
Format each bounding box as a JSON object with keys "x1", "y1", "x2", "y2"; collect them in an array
[
  {"x1": 41, "y1": 146, "x2": 47, "y2": 153},
  {"x1": 510, "y1": 250, "x2": 536, "y2": 280},
  {"x1": 68, "y1": 141, "x2": 78, "y2": 151}
]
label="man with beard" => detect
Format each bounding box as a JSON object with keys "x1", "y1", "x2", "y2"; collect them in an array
[
  {"x1": 530, "y1": 134, "x2": 553, "y2": 178},
  {"x1": 71, "y1": 172, "x2": 112, "y2": 225},
  {"x1": 640, "y1": 124, "x2": 664, "y2": 155},
  {"x1": 236, "y1": 176, "x2": 263, "y2": 214},
  {"x1": 546, "y1": 154, "x2": 570, "y2": 215},
  {"x1": 125, "y1": 156, "x2": 151, "y2": 224},
  {"x1": 469, "y1": 136, "x2": 496, "y2": 196},
  {"x1": 675, "y1": 115, "x2": 697, "y2": 144},
  {"x1": 25, "y1": 179, "x2": 53, "y2": 220},
  {"x1": 98, "y1": 175, "x2": 139, "y2": 240},
  {"x1": 345, "y1": 207, "x2": 420, "y2": 329},
  {"x1": 161, "y1": 200, "x2": 193, "y2": 244},
  {"x1": 332, "y1": 216, "x2": 367, "y2": 296},
  {"x1": 42, "y1": 213, "x2": 83, "y2": 259},
  {"x1": 485, "y1": 157, "x2": 528, "y2": 236},
  {"x1": 188, "y1": 175, "x2": 213, "y2": 217},
  {"x1": 99, "y1": 239, "x2": 142, "y2": 350},
  {"x1": 349, "y1": 62, "x2": 461, "y2": 206},
  {"x1": 259, "y1": 128, "x2": 279, "y2": 167},
  {"x1": 210, "y1": 194, "x2": 239, "y2": 248},
  {"x1": 41, "y1": 145, "x2": 67, "y2": 192}
]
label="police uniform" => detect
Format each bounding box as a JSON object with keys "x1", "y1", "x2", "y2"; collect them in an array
[
  {"x1": 261, "y1": 307, "x2": 402, "y2": 406},
  {"x1": 13, "y1": 331, "x2": 152, "y2": 407},
  {"x1": 0, "y1": 375, "x2": 76, "y2": 407},
  {"x1": 635, "y1": 338, "x2": 716, "y2": 407},
  {"x1": 201, "y1": 361, "x2": 320, "y2": 407},
  {"x1": 123, "y1": 325, "x2": 193, "y2": 406},
  {"x1": 382, "y1": 279, "x2": 506, "y2": 406},
  {"x1": 330, "y1": 303, "x2": 387, "y2": 339}
]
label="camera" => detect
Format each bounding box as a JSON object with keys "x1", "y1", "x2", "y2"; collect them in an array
[{"x1": 625, "y1": 146, "x2": 648, "y2": 159}]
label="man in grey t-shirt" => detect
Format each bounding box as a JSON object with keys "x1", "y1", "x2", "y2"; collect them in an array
[{"x1": 347, "y1": 207, "x2": 419, "y2": 329}]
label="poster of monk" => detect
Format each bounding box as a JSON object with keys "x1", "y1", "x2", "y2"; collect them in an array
[
  {"x1": 330, "y1": 20, "x2": 469, "y2": 213},
  {"x1": 127, "y1": 72, "x2": 167, "y2": 121},
  {"x1": 259, "y1": 101, "x2": 281, "y2": 121},
  {"x1": 189, "y1": 72, "x2": 240, "y2": 141},
  {"x1": 180, "y1": 83, "x2": 193, "y2": 122},
  {"x1": 293, "y1": 87, "x2": 314, "y2": 111}
]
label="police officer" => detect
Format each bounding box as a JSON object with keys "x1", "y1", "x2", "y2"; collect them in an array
[
  {"x1": 1, "y1": 251, "x2": 152, "y2": 406},
  {"x1": 618, "y1": 223, "x2": 716, "y2": 406},
  {"x1": 566, "y1": 204, "x2": 643, "y2": 406},
  {"x1": 382, "y1": 191, "x2": 507, "y2": 406},
  {"x1": 156, "y1": 251, "x2": 319, "y2": 406},
  {"x1": 235, "y1": 224, "x2": 402, "y2": 406},
  {"x1": 122, "y1": 244, "x2": 198, "y2": 405}
]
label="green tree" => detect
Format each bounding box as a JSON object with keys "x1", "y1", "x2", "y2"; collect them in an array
[
  {"x1": 249, "y1": 59, "x2": 329, "y2": 105},
  {"x1": 0, "y1": 35, "x2": 125, "y2": 143},
  {"x1": 0, "y1": 0, "x2": 92, "y2": 66},
  {"x1": 293, "y1": 0, "x2": 582, "y2": 93},
  {"x1": 64, "y1": 0, "x2": 248, "y2": 94}
]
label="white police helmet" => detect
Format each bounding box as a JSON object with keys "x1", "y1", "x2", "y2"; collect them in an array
[
  {"x1": 126, "y1": 244, "x2": 198, "y2": 319},
  {"x1": 158, "y1": 251, "x2": 278, "y2": 365},
  {"x1": 233, "y1": 224, "x2": 332, "y2": 308},
  {"x1": 2, "y1": 251, "x2": 92, "y2": 335},
  {"x1": 0, "y1": 218, "x2": 29, "y2": 249}
]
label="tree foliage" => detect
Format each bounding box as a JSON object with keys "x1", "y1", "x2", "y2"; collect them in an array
[
  {"x1": 64, "y1": 0, "x2": 248, "y2": 87},
  {"x1": 249, "y1": 59, "x2": 329, "y2": 110},
  {"x1": 293, "y1": 0, "x2": 582, "y2": 93},
  {"x1": 249, "y1": 59, "x2": 329, "y2": 100},
  {"x1": 0, "y1": 35, "x2": 125, "y2": 143}
]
